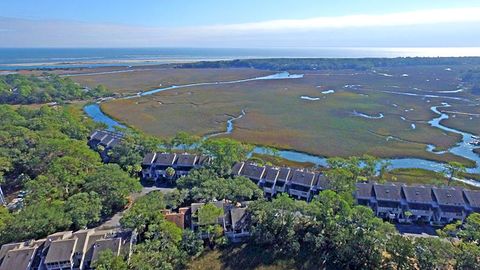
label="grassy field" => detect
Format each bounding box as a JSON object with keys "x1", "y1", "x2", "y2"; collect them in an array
[
  {"x1": 188, "y1": 244, "x2": 296, "y2": 270},
  {"x1": 100, "y1": 66, "x2": 479, "y2": 166},
  {"x1": 384, "y1": 168, "x2": 480, "y2": 190},
  {"x1": 72, "y1": 68, "x2": 272, "y2": 95},
  {"x1": 249, "y1": 153, "x2": 317, "y2": 169}
]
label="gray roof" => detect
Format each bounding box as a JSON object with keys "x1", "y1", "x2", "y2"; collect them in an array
[
  {"x1": 464, "y1": 190, "x2": 480, "y2": 208},
  {"x1": 240, "y1": 163, "x2": 265, "y2": 180},
  {"x1": 197, "y1": 156, "x2": 211, "y2": 166},
  {"x1": 91, "y1": 238, "x2": 122, "y2": 264},
  {"x1": 433, "y1": 187, "x2": 466, "y2": 207},
  {"x1": 263, "y1": 166, "x2": 279, "y2": 183},
  {"x1": 290, "y1": 170, "x2": 315, "y2": 186},
  {"x1": 154, "y1": 153, "x2": 177, "y2": 166},
  {"x1": 315, "y1": 173, "x2": 330, "y2": 190},
  {"x1": 230, "y1": 208, "x2": 249, "y2": 230},
  {"x1": 72, "y1": 229, "x2": 94, "y2": 254},
  {"x1": 277, "y1": 167, "x2": 291, "y2": 181},
  {"x1": 403, "y1": 186, "x2": 434, "y2": 204},
  {"x1": 373, "y1": 183, "x2": 403, "y2": 202},
  {"x1": 0, "y1": 246, "x2": 37, "y2": 270},
  {"x1": 231, "y1": 162, "x2": 244, "y2": 175},
  {"x1": 356, "y1": 182, "x2": 373, "y2": 199},
  {"x1": 0, "y1": 243, "x2": 22, "y2": 261},
  {"x1": 142, "y1": 153, "x2": 156, "y2": 165},
  {"x1": 44, "y1": 239, "x2": 77, "y2": 264},
  {"x1": 176, "y1": 154, "x2": 197, "y2": 167}
]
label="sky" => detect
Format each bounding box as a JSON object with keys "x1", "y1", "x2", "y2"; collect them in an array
[{"x1": 1, "y1": 0, "x2": 480, "y2": 48}]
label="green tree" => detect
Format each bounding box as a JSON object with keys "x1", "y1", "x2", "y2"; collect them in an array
[
  {"x1": 65, "y1": 192, "x2": 102, "y2": 230},
  {"x1": 414, "y1": 237, "x2": 453, "y2": 269},
  {"x1": 456, "y1": 242, "x2": 480, "y2": 270},
  {"x1": 444, "y1": 162, "x2": 466, "y2": 186},
  {"x1": 385, "y1": 234, "x2": 415, "y2": 270},
  {"x1": 92, "y1": 249, "x2": 127, "y2": 270},
  {"x1": 458, "y1": 213, "x2": 480, "y2": 243},
  {"x1": 172, "y1": 131, "x2": 201, "y2": 151},
  {"x1": 197, "y1": 203, "x2": 224, "y2": 226},
  {"x1": 201, "y1": 138, "x2": 252, "y2": 175},
  {"x1": 180, "y1": 229, "x2": 204, "y2": 257}
]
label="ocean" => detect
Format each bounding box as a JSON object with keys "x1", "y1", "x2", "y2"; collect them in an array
[{"x1": 1, "y1": 47, "x2": 480, "y2": 70}]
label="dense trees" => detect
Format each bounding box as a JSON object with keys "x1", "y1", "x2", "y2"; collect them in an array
[
  {"x1": 177, "y1": 57, "x2": 480, "y2": 71},
  {"x1": 0, "y1": 74, "x2": 110, "y2": 104},
  {"x1": 0, "y1": 105, "x2": 140, "y2": 244}
]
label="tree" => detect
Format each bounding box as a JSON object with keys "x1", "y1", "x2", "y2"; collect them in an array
[
  {"x1": 92, "y1": 249, "x2": 127, "y2": 270},
  {"x1": 121, "y1": 191, "x2": 166, "y2": 239},
  {"x1": 84, "y1": 164, "x2": 141, "y2": 216},
  {"x1": 414, "y1": 237, "x2": 453, "y2": 269},
  {"x1": 456, "y1": 242, "x2": 480, "y2": 270},
  {"x1": 385, "y1": 234, "x2": 415, "y2": 270},
  {"x1": 444, "y1": 162, "x2": 466, "y2": 186},
  {"x1": 65, "y1": 192, "x2": 102, "y2": 230},
  {"x1": 458, "y1": 213, "x2": 480, "y2": 243},
  {"x1": 180, "y1": 230, "x2": 204, "y2": 257},
  {"x1": 197, "y1": 203, "x2": 224, "y2": 226},
  {"x1": 197, "y1": 203, "x2": 225, "y2": 249},
  {"x1": 201, "y1": 138, "x2": 252, "y2": 175},
  {"x1": 172, "y1": 131, "x2": 201, "y2": 151},
  {"x1": 165, "y1": 167, "x2": 176, "y2": 181}
]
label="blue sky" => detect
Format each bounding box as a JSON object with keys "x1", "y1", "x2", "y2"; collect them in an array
[{"x1": 1, "y1": 0, "x2": 480, "y2": 47}]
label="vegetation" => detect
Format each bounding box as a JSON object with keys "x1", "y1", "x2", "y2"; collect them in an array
[
  {"x1": 102, "y1": 65, "x2": 472, "y2": 166},
  {"x1": 177, "y1": 57, "x2": 480, "y2": 71},
  {"x1": 0, "y1": 73, "x2": 110, "y2": 104},
  {"x1": 0, "y1": 105, "x2": 141, "y2": 243}
]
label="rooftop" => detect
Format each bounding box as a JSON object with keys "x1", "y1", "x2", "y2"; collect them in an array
[
  {"x1": 240, "y1": 163, "x2": 265, "y2": 180},
  {"x1": 464, "y1": 190, "x2": 480, "y2": 208},
  {"x1": 0, "y1": 246, "x2": 37, "y2": 270},
  {"x1": 44, "y1": 238, "x2": 77, "y2": 264},
  {"x1": 290, "y1": 169, "x2": 315, "y2": 187},
  {"x1": 263, "y1": 166, "x2": 280, "y2": 183},
  {"x1": 403, "y1": 186, "x2": 434, "y2": 204},
  {"x1": 154, "y1": 153, "x2": 177, "y2": 166},
  {"x1": 355, "y1": 182, "x2": 373, "y2": 199},
  {"x1": 433, "y1": 187, "x2": 466, "y2": 207},
  {"x1": 373, "y1": 183, "x2": 403, "y2": 202},
  {"x1": 176, "y1": 154, "x2": 197, "y2": 167}
]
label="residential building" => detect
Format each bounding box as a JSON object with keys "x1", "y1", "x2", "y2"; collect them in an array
[
  {"x1": 262, "y1": 166, "x2": 280, "y2": 197},
  {"x1": 0, "y1": 228, "x2": 133, "y2": 270},
  {"x1": 402, "y1": 185, "x2": 435, "y2": 222},
  {"x1": 463, "y1": 189, "x2": 480, "y2": 213},
  {"x1": 141, "y1": 153, "x2": 210, "y2": 180},
  {"x1": 87, "y1": 130, "x2": 123, "y2": 162},
  {"x1": 432, "y1": 187, "x2": 467, "y2": 223},
  {"x1": 373, "y1": 183, "x2": 404, "y2": 220},
  {"x1": 287, "y1": 169, "x2": 316, "y2": 201}
]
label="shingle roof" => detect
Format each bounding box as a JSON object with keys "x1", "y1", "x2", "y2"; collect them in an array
[
  {"x1": 0, "y1": 243, "x2": 22, "y2": 261},
  {"x1": 263, "y1": 166, "x2": 279, "y2": 183},
  {"x1": 240, "y1": 164, "x2": 265, "y2": 180},
  {"x1": 277, "y1": 167, "x2": 291, "y2": 181},
  {"x1": 176, "y1": 154, "x2": 197, "y2": 167},
  {"x1": 72, "y1": 229, "x2": 94, "y2": 254},
  {"x1": 290, "y1": 170, "x2": 315, "y2": 186},
  {"x1": 197, "y1": 156, "x2": 211, "y2": 166},
  {"x1": 91, "y1": 238, "x2": 122, "y2": 264},
  {"x1": 356, "y1": 182, "x2": 373, "y2": 199},
  {"x1": 44, "y1": 239, "x2": 77, "y2": 264},
  {"x1": 433, "y1": 187, "x2": 466, "y2": 207},
  {"x1": 464, "y1": 190, "x2": 480, "y2": 208},
  {"x1": 231, "y1": 162, "x2": 245, "y2": 175},
  {"x1": 154, "y1": 153, "x2": 177, "y2": 166},
  {"x1": 403, "y1": 186, "x2": 434, "y2": 204},
  {"x1": 0, "y1": 246, "x2": 37, "y2": 270},
  {"x1": 373, "y1": 183, "x2": 403, "y2": 202},
  {"x1": 315, "y1": 173, "x2": 330, "y2": 190},
  {"x1": 230, "y1": 208, "x2": 250, "y2": 231},
  {"x1": 433, "y1": 187, "x2": 465, "y2": 207},
  {"x1": 142, "y1": 153, "x2": 156, "y2": 165}
]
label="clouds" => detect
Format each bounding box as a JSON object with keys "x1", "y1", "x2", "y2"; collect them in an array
[{"x1": 1, "y1": 7, "x2": 480, "y2": 48}]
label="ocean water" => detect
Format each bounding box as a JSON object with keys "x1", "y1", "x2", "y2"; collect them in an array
[{"x1": 1, "y1": 47, "x2": 480, "y2": 70}]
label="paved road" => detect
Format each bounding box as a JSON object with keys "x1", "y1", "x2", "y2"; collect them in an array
[{"x1": 98, "y1": 186, "x2": 174, "y2": 229}]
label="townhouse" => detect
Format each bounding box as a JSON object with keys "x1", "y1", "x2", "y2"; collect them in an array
[
  {"x1": 356, "y1": 182, "x2": 480, "y2": 225},
  {"x1": 0, "y1": 228, "x2": 133, "y2": 270},
  {"x1": 141, "y1": 152, "x2": 210, "y2": 181},
  {"x1": 87, "y1": 130, "x2": 123, "y2": 162},
  {"x1": 232, "y1": 162, "x2": 324, "y2": 202}
]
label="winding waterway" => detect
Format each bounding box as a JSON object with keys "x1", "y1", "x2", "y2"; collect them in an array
[{"x1": 83, "y1": 72, "x2": 480, "y2": 184}]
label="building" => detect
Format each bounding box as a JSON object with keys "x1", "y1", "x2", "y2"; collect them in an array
[
  {"x1": 141, "y1": 153, "x2": 210, "y2": 181},
  {"x1": 288, "y1": 169, "x2": 316, "y2": 201},
  {"x1": 373, "y1": 183, "x2": 404, "y2": 220},
  {"x1": 355, "y1": 181, "x2": 480, "y2": 225},
  {"x1": 87, "y1": 130, "x2": 124, "y2": 162},
  {"x1": 189, "y1": 201, "x2": 251, "y2": 242},
  {"x1": 402, "y1": 185, "x2": 435, "y2": 222},
  {"x1": 0, "y1": 228, "x2": 133, "y2": 270},
  {"x1": 432, "y1": 187, "x2": 467, "y2": 224},
  {"x1": 233, "y1": 162, "x2": 324, "y2": 202}
]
